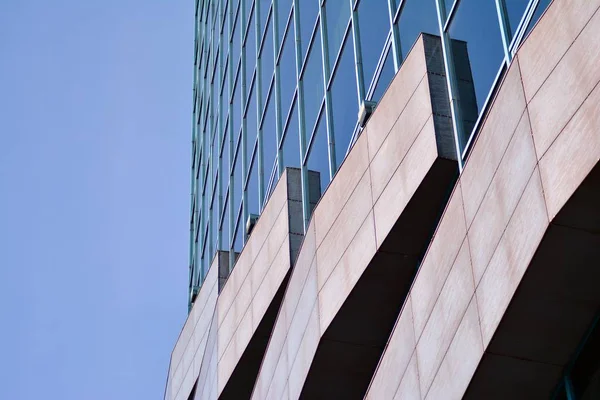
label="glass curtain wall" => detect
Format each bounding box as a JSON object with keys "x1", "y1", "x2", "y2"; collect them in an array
[{"x1": 188, "y1": 0, "x2": 553, "y2": 303}]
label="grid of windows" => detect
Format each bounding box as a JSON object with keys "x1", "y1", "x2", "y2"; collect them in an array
[{"x1": 188, "y1": 0, "x2": 552, "y2": 302}]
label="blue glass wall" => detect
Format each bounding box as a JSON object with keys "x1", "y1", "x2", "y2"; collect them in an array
[{"x1": 188, "y1": 0, "x2": 553, "y2": 303}]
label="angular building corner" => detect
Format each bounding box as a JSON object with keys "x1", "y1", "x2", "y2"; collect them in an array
[{"x1": 167, "y1": 0, "x2": 600, "y2": 399}]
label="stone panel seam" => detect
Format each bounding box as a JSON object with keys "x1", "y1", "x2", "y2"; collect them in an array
[
  {"x1": 522, "y1": 3, "x2": 600, "y2": 104},
  {"x1": 469, "y1": 167, "x2": 538, "y2": 294},
  {"x1": 170, "y1": 278, "x2": 218, "y2": 384},
  {"x1": 484, "y1": 350, "x2": 563, "y2": 368},
  {"x1": 313, "y1": 168, "x2": 370, "y2": 289},
  {"x1": 173, "y1": 299, "x2": 216, "y2": 399},
  {"x1": 177, "y1": 307, "x2": 218, "y2": 400},
  {"x1": 370, "y1": 112, "x2": 435, "y2": 208},
  {"x1": 536, "y1": 78, "x2": 600, "y2": 162},
  {"x1": 422, "y1": 293, "x2": 477, "y2": 399},
  {"x1": 368, "y1": 72, "x2": 428, "y2": 162},
  {"x1": 462, "y1": 108, "x2": 528, "y2": 232},
  {"x1": 316, "y1": 207, "x2": 373, "y2": 297},
  {"x1": 258, "y1": 244, "x2": 317, "y2": 399},
  {"x1": 413, "y1": 236, "x2": 468, "y2": 346},
  {"x1": 217, "y1": 233, "x2": 290, "y2": 367},
  {"x1": 218, "y1": 198, "x2": 289, "y2": 330},
  {"x1": 551, "y1": 221, "x2": 600, "y2": 237},
  {"x1": 390, "y1": 347, "x2": 419, "y2": 400}
]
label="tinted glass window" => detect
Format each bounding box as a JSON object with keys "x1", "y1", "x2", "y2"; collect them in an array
[
  {"x1": 330, "y1": 33, "x2": 358, "y2": 166},
  {"x1": 449, "y1": 0, "x2": 504, "y2": 147},
  {"x1": 371, "y1": 47, "x2": 394, "y2": 103},
  {"x1": 523, "y1": 0, "x2": 551, "y2": 39},
  {"x1": 302, "y1": 26, "x2": 324, "y2": 135},
  {"x1": 279, "y1": 21, "x2": 297, "y2": 119},
  {"x1": 232, "y1": 143, "x2": 243, "y2": 222},
  {"x1": 247, "y1": 150, "x2": 259, "y2": 216},
  {"x1": 298, "y1": 0, "x2": 320, "y2": 60},
  {"x1": 282, "y1": 100, "x2": 300, "y2": 168},
  {"x1": 245, "y1": 83, "x2": 257, "y2": 170},
  {"x1": 357, "y1": 0, "x2": 390, "y2": 89},
  {"x1": 260, "y1": 15, "x2": 274, "y2": 109},
  {"x1": 277, "y1": 0, "x2": 293, "y2": 49},
  {"x1": 261, "y1": 90, "x2": 277, "y2": 204},
  {"x1": 398, "y1": 0, "x2": 439, "y2": 61},
  {"x1": 221, "y1": 199, "x2": 230, "y2": 250},
  {"x1": 307, "y1": 111, "x2": 330, "y2": 198},
  {"x1": 245, "y1": 9, "x2": 256, "y2": 90},
  {"x1": 326, "y1": 0, "x2": 351, "y2": 66},
  {"x1": 504, "y1": 0, "x2": 528, "y2": 39}
]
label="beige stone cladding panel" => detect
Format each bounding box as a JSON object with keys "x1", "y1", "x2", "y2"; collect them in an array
[
  {"x1": 526, "y1": 6, "x2": 600, "y2": 158},
  {"x1": 250, "y1": 34, "x2": 448, "y2": 400},
  {"x1": 167, "y1": 255, "x2": 219, "y2": 400},
  {"x1": 367, "y1": 1, "x2": 600, "y2": 398},
  {"x1": 518, "y1": 0, "x2": 600, "y2": 103},
  {"x1": 459, "y1": 62, "x2": 526, "y2": 227},
  {"x1": 537, "y1": 66, "x2": 600, "y2": 221}
]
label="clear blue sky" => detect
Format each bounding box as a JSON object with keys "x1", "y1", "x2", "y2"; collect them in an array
[{"x1": 0, "y1": 1, "x2": 191, "y2": 399}]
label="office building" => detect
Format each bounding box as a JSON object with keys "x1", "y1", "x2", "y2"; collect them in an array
[{"x1": 166, "y1": 0, "x2": 600, "y2": 398}]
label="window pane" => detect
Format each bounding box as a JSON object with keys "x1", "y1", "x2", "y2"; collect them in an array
[
  {"x1": 398, "y1": 0, "x2": 439, "y2": 62},
  {"x1": 233, "y1": 72, "x2": 242, "y2": 148},
  {"x1": 504, "y1": 0, "x2": 529, "y2": 38},
  {"x1": 302, "y1": 26, "x2": 324, "y2": 136},
  {"x1": 330, "y1": 33, "x2": 358, "y2": 166},
  {"x1": 449, "y1": 0, "x2": 504, "y2": 148},
  {"x1": 247, "y1": 150, "x2": 259, "y2": 216},
  {"x1": 222, "y1": 124, "x2": 230, "y2": 182},
  {"x1": 232, "y1": 5, "x2": 242, "y2": 68},
  {"x1": 307, "y1": 111, "x2": 330, "y2": 199},
  {"x1": 260, "y1": 0, "x2": 271, "y2": 34},
  {"x1": 371, "y1": 47, "x2": 394, "y2": 103},
  {"x1": 298, "y1": 0, "x2": 320, "y2": 60},
  {"x1": 233, "y1": 212, "x2": 243, "y2": 253},
  {"x1": 277, "y1": 0, "x2": 293, "y2": 49},
  {"x1": 261, "y1": 15, "x2": 274, "y2": 111},
  {"x1": 279, "y1": 19, "x2": 297, "y2": 118},
  {"x1": 358, "y1": 0, "x2": 390, "y2": 89},
  {"x1": 221, "y1": 199, "x2": 230, "y2": 250},
  {"x1": 444, "y1": 0, "x2": 455, "y2": 18},
  {"x1": 261, "y1": 91, "x2": 277, "y2": 204},
  {"x1": 245, "y1": 9, "x2": 256, "y2": 90},
  {"x1": 326, "y1": 0, "x2": 351, "y2": 66},
  {"x1": 210, "y1": 189, "x2": 218, "y2": 258},
  {"x1": 282, "y1": 100, "x2": 300, "y2": 169},
  {"x1": 245, "y1": 83, "x2": 257, "y2": 170},
  {"x1": 232, "y1": 143, "x2": 243, "y2": 222}
]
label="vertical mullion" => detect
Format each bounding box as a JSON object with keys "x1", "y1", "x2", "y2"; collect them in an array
[
  {"x1": 256, "y1": 1, "x2": 265, "y2": 211},
  {"x1": 350, "y1": 2, "x2": 366, "y2": 105},
  {"x1": 227, "y1": 1, "x2": 236, "y2": 271},
  {"x1": 388, "y1": 0, "x2": 402, "y2": 70},
  {"x1": 273, "y1": 0, "x2": 285, "y2": 177},
  {"x1": 294, "y1": 0, "x2": 310, "y2": 231},
  {"x1": 435, "y1": 0, "x2": 465, "y2": 170},
  {"x1": 320, "y1": 1, "x2": 337, "y2": 177},
  {"x1": 495, "y1": 0, "x2": 513, "y2": 63}
]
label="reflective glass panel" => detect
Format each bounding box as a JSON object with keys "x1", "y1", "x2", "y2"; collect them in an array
[
  {"x1": 245, "y1": 9, "x2": 257, "y2": 90},
  {"x1": 307, "y1": 111, "x2": 330, "y2": 197},
  {"x1": 330, "y1": 33, "x2": 358, "y2": 166},
  {"x1": 245, "y1": 83, "x2": 257, "y2": 170},
  {"x1": 504, "y1": 0, "x2": 529, "y2": 38},
  {"x1": 261, "y1": 15, "x2": 274, "y2": 111},
  {"x1": 233, "y1": 212, "x2": 243, "y2": 253},
  {"x1": 221, "y1": 199, "x2": 230, "y2": 250},
  {"x1": 398, "y1": 0, "x2": 439, "y2": 61},
  {"x1": 357, "y1": 0, "x2": 390, "y2": 89},
  {"x1": 449, "y1": 0, "x2": 504, "y2": 148},
  {"x1": 326, "y1": 0, "x2": 351, "y2": 66},
  {"x1": 247, "y1": 150, "x2": 259, "y2": 216},
  {"x1": 232, "y1": 5, "x2": 242, "y2": 68},
  {"x1": 277, "y1": 0, "x2": 293, "y2": 49},
  {"x1": 261, "y1": 90, "x2": 277, "y2": 203},
  {"x1": 232, "y1": 72, "x2": 242, "y2": 148},
  {"x1": 221, "y1": 125, "x2": 230, "y2": 182},
  {"x1": 279, "y1": 20, "x2": 297, "y2": 119},
  {"x1": 282, "y1": 100, "x2": 300, "y2": 169},
  {"x1": 371, "y1": 47, "x2": 394, "y2": 102},
  {"x1": 232, "y1": 143, "x2": 243, "y2": 221},
  {"x1": 298, "y1": 0, "x2": 319, "y2": 60},
  {"x1": 302, "y1": 26, "x2": 324, "y2": 135}
]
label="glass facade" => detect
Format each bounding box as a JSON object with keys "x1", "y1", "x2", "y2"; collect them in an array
[{"x1": 188, "y1": 0, "x2": 552, "y2": 302}]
